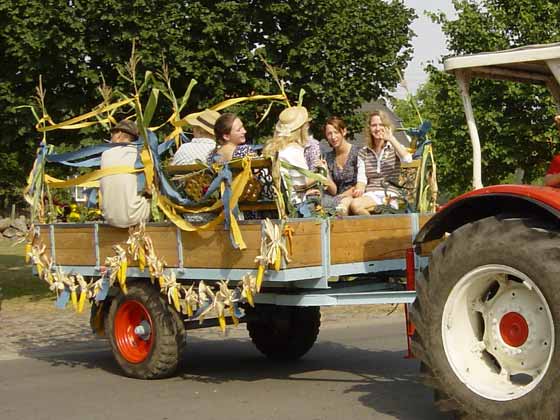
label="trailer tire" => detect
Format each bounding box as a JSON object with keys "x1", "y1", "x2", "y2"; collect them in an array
[
  {"x1": 247, "y1": 305, "x2": 320, "y2": 360},
  {"x1": 411, "y1": 216, "x2": 560, "y2": 419},
  {"x1": 107, "y1": 282, "x2": 185, "y2": 379}
]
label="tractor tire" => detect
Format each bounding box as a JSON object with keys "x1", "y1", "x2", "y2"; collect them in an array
[
  {"x1": 247, "y1": 305, "x2": 321, "y2": 360},
  {"x1": 107, "y1": 281, "x2": 186, "y2": 379},
  {"x1": 411, "y1": 216, "x2": 560, "y2": 419}
]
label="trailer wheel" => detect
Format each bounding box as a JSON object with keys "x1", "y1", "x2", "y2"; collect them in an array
[
  {"x1": 411, "y1": 216, "x2": 560, "y2": 419},
  {"x1": 107, "y1": 282, "x2": 185, "y2": 379},
  {"x1": 247, "y1": 305, "x2": 320, "y2": 360}
]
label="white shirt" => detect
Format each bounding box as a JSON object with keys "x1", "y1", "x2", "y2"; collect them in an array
[
  {"x1": 100, "y1": 145, "x2": 151, "y2": 228},
  {"x1": 278, "y1": 143, "x2": 308, "y2": 204},
  {"x1": 171, "y1": 137, "x2": 216, "y2": 165}
]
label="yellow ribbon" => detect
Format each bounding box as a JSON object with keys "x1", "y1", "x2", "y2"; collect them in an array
[
  {"x1": 156, "y1": 157, "x2": 253, "y2": 249},
  {"x1": 174, "y1": 94, "x2": 287, "y2": 129},
  {"x1": 139, "y1": 147, "x2": 155, "y2": 192},
  {"x1": 36, "y1": 98, "x2": 135, "y2": 132},
  {"x1": 44, "y1": 166, "x2": 142, "y2": 188},
  {"x1": 282, "y1": 225, "x2": 294, "y2": 256}
]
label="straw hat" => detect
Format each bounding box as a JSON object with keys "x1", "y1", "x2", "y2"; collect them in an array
[
  {"x1": 275, "y1": 106, "x2": 309, "y2": 137},
  {"x1": 110, "y1": 120, "x2": 138, "y2": 138},
  {"x1": 185, "y1": 109, "x2": 221, "y2": 135}
]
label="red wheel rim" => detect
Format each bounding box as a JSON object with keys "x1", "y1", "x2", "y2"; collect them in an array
[
  {"x1": 114, "y1": 300, "x2": 154, "y2": 363},
  {"x1": 499, "y1": 311, "x2": 529, "y2": 347}
]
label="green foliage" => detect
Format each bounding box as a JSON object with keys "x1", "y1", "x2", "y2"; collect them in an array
[
  {"x1": 1, "y1": 0, "x2": 415, "y2": 206},
  {"x1": 394, "y1": 0, "x2": 560, "y2": 197}
]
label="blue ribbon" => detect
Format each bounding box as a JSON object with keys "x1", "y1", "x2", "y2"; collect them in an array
[
  {"x1": 55, "y1": 288, "x2": 70, "y2": 309},
  {"x1": 95, "y1": 277, "x2": 110, "y2": 302},
  {"x1": 407, "y1": 121, "x2": 432, "y2": 160}
]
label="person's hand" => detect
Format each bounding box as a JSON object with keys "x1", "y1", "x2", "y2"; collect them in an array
[
  {"x1": 555, "y1": 115, "x2": 560, "y2": 132},
  {"x1": 352, "y1": 187, "x2": 364, "y2": 198},
  {"x1": 305, "y1": 188, "x2": 321, "y2": 197},
  {"x1": 315, "y1": 158, "x2": 328, "y2": 172},
  {"x1": 383, "y1": 127, "x2": 397, "y2": 143},
  {"x1": 144, "y1": 183, "x2": 153, "y2": 198}
]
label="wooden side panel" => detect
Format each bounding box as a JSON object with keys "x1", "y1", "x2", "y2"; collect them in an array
[
  {"x1": 418, "y1": 213, "x2": 443, "y2": 256},
  {"x1": 38, "y1": 224, "x2": 180, "y2": 267},
  {"x1": 37, "y1": 225, "x2": 54, "y2": 263},
  {"x1": 284, "y1": 221, "x2": 322, "y2": 268},
  {"x1": 99, "y1": 225, "x2": 179, "y2": 267},
  {"x1": 419, "y1": 213, "x2": 434, "y2": 228},
  {"x1": 182, "y1": 220, "x2": 322, "y2": 269},
  {"x1": 182, "y1": 224, "x2": 261, "y2": 269},
  {"x1": 41, "y1": 215, "x2": 426, "y2": 270},
  {"x1": 330, "y1": 216, "x2": 413, "y2": 264},
  {"x1": 52, "y1": 226, "x2": 96, "y2": 265}
]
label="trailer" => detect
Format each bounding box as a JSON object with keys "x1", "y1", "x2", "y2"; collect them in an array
[
  {"x1": 33, "y1": 210, "x2": 435, "y2": 373},
  {"x1": 24, "y1": 79, "x2": 438, "y2": 382}
]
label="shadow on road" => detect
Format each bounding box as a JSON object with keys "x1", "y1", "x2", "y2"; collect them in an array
[
  {"x1": 13, "y1": 331, "x2": 451, "y2": 420},
  {"x1": 179, "y1": 337, "x2": 451, "y2": 420}
]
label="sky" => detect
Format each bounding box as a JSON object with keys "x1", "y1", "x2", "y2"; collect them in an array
[{"x1": 392, "y1": 0, "x2": 457, "y2": 98}]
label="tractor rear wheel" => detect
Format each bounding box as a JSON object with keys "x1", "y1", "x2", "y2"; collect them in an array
[{"x1": 411, "y1": 216, "x2": 560, "y2": 419}]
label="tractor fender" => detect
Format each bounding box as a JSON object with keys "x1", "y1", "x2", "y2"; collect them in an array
[{"x1": 415, "y1": 184, "x2": 560, "y2": 243}]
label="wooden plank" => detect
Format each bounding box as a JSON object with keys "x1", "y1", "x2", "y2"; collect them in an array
[
  {"x1": 287, "y1": 221, "x2": 322, "y2": 267},
  {"x1": 420, "y1": 238, "x2": 443, "y2": 257},
  {"x1": 419, "y1": 213, "x2": 434, "y2": 228},
  {"x1": 182, "y1": 220, "x2": 322, "y2": 269},
  {"x1": 50, "y1": 249, "x2": 96, "y2": 266},
  {"x1": 330, "y1": 215, "x2": 412, "y2": 234},
  {"x1": 36, "y1": 225, "x2": 54, "y2": 263},
  {"x1": 330, "y1": 215, "x2": 413, "y2": 264},
  {"x1": 98, "y1": 225, "x2": 180, "y2": 267},
  {"x1": 417, "y1": 213, "x2": 439, "y2": 256},
  {"x1": 53, "y1": 228, "x2": 96, "y2": 265},
  {"x1": 182, "y1": 224, "x2": 262, "y2": 269}
]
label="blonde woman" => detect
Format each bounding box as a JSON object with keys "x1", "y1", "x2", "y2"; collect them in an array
[
  {"x1": 349, "y1": 110, "x2": 412, "y2": 215},
  {"x1": 263, "y1": 106, "x2": 335, "y2": 204}
]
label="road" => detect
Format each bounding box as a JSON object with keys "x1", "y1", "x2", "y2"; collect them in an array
[{"x1": 0, "y1": 308, "x2": 452, "y2": 420}]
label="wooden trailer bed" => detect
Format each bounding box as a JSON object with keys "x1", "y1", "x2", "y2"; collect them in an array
[{"x1": 36, "y1": 213, "x2": 435, "y2": 286}]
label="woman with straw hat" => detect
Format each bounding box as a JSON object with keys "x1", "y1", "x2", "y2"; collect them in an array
[{"x1": 264, "y1": 106, "x2": 335, "y2": 205}]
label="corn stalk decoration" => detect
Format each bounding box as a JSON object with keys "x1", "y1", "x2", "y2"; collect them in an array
[{"x1": 27, "y1": 220, "x2": 291, "y2": 333}]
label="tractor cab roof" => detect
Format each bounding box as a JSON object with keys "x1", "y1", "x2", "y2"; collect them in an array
[
  {"x1": 443, "y1": 43, "x2": 560, "y2": 190},
  {"x1": 444, "y1": 42, "x2": 560, "y2": 90}
]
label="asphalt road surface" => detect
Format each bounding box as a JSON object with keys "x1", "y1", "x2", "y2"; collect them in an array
[{"x1": 0, "y1": 314, "x2": 452, "y2": 420}]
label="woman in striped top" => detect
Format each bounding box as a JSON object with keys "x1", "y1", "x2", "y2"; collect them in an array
[{"x1": 348, "y1": 110, "x2": 412, "y2": 215}]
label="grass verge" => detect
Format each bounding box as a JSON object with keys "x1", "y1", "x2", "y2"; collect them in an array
[{"x1": 0, "y1": 241, "x2": 50, "y2": 300}]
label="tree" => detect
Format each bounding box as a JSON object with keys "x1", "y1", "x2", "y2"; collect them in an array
[
  {"x1": 393, "y1": 0, "x2": 560, "y2": 198},
  {"x1": 0, "y1": 0, "x2": 415, "y2": 207}
]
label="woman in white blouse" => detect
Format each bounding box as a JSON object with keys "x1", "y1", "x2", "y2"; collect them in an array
[{"x1": 263, "y1": 106, "x2": 334, "y2": 205}]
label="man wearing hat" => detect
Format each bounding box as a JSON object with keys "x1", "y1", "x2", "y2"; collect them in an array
[
  {"x1": 99, "y1": 120, "x2": 151, "y2": 228},
  {"x1": 171, "y1": 109, "x2": 220, "y2": 165}
]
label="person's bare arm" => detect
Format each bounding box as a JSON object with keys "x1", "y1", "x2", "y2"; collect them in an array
[
  {"x1": 544, "y1": 173, "x2": 560, "y2": 187},
  {"x1": 353, "y1": 157, "x2": 367, "y2": 197},
  {"x1": 338, "y1": 186, "x2": 355, "y2": 198},
  {"x1": 385, "y1": 131, "x2": 412, "y2": 162}
]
